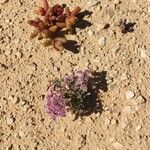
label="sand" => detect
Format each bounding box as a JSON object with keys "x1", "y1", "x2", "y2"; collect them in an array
[{"x1": 0, "y1": 0, "x2": 150, "y2": 149}]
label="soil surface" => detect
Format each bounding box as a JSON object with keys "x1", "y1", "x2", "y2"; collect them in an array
[{"x1": 0, "y1": 0, "x2": 150, "y2": 150}]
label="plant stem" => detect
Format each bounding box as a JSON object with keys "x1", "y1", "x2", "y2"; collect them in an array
[{"x1": 43, "y1": 0, "x2": 49, "y2": 11}]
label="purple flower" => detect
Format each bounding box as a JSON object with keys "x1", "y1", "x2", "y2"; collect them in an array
[
  {"x1": 63, "y1": 70, "x2": 91, "y2": 91},
  {"x1": 45, "y1": 87, "x2": 66, "y2": 121},
  {"x1": 74, "y1": 70, "x2": 91, "y2": 91}
]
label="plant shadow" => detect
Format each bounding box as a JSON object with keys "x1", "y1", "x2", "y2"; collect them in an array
[
  {"x1": 74, "y1": 71, "x2": 108, "y2": 120},
  {"x1": 75, "y1": 10, "x2": 92, "y2": 30},
  {"x1": 63, "y1": 40, "x2": 80, "y2": 54}
]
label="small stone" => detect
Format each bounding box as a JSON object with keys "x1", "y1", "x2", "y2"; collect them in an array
[
  {"x1": 105, "y1": 118, "x2": 111, "y2": 126},
  {"x1": 98, "y1": 37, "x2": 106, "y2": 46},
  {"x1": 20, "y1": 100, "x2": 27, "y2": 106},
  {"x1": 135, "y1": 125, "x2": 142, "y2": 131},
  {"x1": 14, "y1": 38, "x2": 20, "y2": 44},
  {"x1": 112, "y1": 46, "x2": 120, "y2": 54},
  {"x1": 93, "y1": 56, "x2": 101, "y2": 63},
  {"x1": 16, "y1": 51, "x2": 23, "y2": 59},
  {"x1": 5, "y1": 19, "x2": 11, "y2": 23},
  {"x1": 108, "y1": 8, "x2": 115, "y2": 18},
  {"x1": 9, "y1": 95, "x2": 20, "y2": 104},
  {"x1": 111, "y1": 119, "x2": 117, "y2": 125},
  {"x1": 19, "y1": 131, "x2": 25, "y2": 137},
  {"x1": 140, "y1": 48, "x2": 150, "y2": 60},
  {"x1": 80, "y1": 46, "x2": 85, "y2": 51},
  {"x1": 121, "y1": 117, "x2": 131, "y2": 129},
  {"x1": 6, "y1": 116, "x2": 15, "y2": 125},
  {"x1": 132, "y1": 96, "x2": 145, "y2": 105},
  {"x1": 125, "y1": 90, "x2": 135, "y2": 100},
  {"x1": 87, "y1": 29, "x2": 93, "y2": 36},
  {"x1": 122, "y1": 106, "x2": 138, "y2": 114},
  {"x1": 120, "y1": 73, "x2": 129, "y2": 80},
  {"x1": 112, "y1": 141, "x2": 123, "y2": 149},
  {"x1": 148, "y1": 7, "x2": 150, "y2": 13},
  {"x1": 85, "y1": 0, "x2": 99, "y2": 8}
]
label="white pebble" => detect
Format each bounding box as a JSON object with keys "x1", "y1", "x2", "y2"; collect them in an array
[
  {"x1": 140, "y1": 48, "x2": 150, "y2": 60},
  {"x1": 98, "y1": 37, "x2": 106, "y2": 46},
  {"x1": 6, "y1": 116, "x2": 15, "y2": 125},
  {"x1": 120, "y1": 73, "x2": 129, "y2": 80},
  {"x1": 112, "y1": 46, "x2": 120, "y2": 54},
  {"x1": 105, "y1": 118, "x2": 111, "y2": 126},
  {"x1": 132, "y1": 96, "x2": 145, "y2": 105},
  {"x1": 87, "y1": 29, "x2": 93, "y2": 36},
  {"x1": 125, "y1": 90, "x2": 135, "y2": 100},
  {"x1": 135, "y1": 125, "x2": 142, "y2": 131},
  {"x1": 112, "y1": 141, "x2": 123, "y2": 149}
]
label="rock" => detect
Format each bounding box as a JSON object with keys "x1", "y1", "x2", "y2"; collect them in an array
[
  {"x1": 84, "y1": 0, "x2": 99, "y2": 8},
  {"x1": 20, "y1": 100, "x2": 27, "y2": 106},
  {"x1": 105, "y1": 118, "x2": 111, "y2": 126},
  {"x1": 98, "y1": 37, "x2": 106, "y2": 46},
  {"x1": 112, "y1": 141, "x2": 123, "y2": 149},
  {"x1": 93, "y1": 56, "x2": 101, "y2": 63},
  {"x1": 125, "y1": 90, "x2": 135, "y2": 100},
  {"x1": 121, "y1": 117, "x2": 131, "y2": 129},
  {"x1": 140, "y1": 48, "x2": 150, "y2": 60},
  {"x1": 132, "y1": 96, "x2": 145, "y2": 105},
  {"x1": 112, "y1": 46, "x2": 120, "y2": 54},
  {"x1": 14, "y1": 38, "x2": 20, "y2": 44},
  {"x1": 120, "y1": 73, "x2": 129, "y2": 80},
  {"x1": 9, "y1": 95, "x2": 20, "y2": 104},
  {"x1": 122, "y1": 106, "x2": 139, "y2": 114},
  {"x1": 6, "y1": 116, "x2": 15, "y2": 125},
  {"x1": 87, "y1": 29, "x2": 93, "y2": 36},
  {"x1": 111, "y1": 119, "x2": 117, "y2": 125},
  {"x1": 18, "y1": 131, "x2": 25, "y2": 137},
  {"x1": 16, "y1": 51, "x2": 23, "y2": 59},
  {"x1": 108, "y1": 8, "x2": 115, "y2": 18},
  {"x1": 135, "y1": 125, "x2": 142, "y2": 131}
]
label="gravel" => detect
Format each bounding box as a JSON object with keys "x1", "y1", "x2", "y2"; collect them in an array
[
  {"x1": 125, "y1": 90, "x2": 135, "y2": 100},
  {"x1": 112, "y1": 141, "x2": 123, "y2": 149},
  {"x1": 6, "y1": 116, "x2": 15, "y2": 125},
  {"x1": 98, "y1": 37, "x2": 106, "y2": 47}
]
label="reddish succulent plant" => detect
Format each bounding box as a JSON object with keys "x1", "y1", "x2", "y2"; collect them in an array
[{"x1": 28, "y1": 0, "x2": 81, "y2": 50}]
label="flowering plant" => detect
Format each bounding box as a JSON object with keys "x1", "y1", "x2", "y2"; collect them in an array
[{"x1": 45, "y1": 70, "x2": 93, "y2": 120}]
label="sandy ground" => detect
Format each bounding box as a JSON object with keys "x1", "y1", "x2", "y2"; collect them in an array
[{"x1": 0, "y1": 0, "x2": 150, "y2": 150}]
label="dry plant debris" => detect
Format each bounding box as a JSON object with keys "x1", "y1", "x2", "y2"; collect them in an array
[
  {"x1": 118, "y1": 19, "x2": 136, "y2": 34},
  {"x1": 27, "y1": 0, "x2": 81, "y2": 50}
]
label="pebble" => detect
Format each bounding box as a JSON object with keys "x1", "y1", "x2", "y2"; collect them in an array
[
  {"x1": 140, "y1": 48, "x2": 150, "y2": 60},
  {"x1": 84, "y1": 0, "x2": 99, "y2": 8},
  {"x1": 14, "y1": 38, "x2": 20, "y2": 44},
  {"x1": 112, "y1": 141, "x2": 123, "y2": 149},
  {"x1": 18, "y1": 131, "x2": 25, "y2": 137},
  {"x1": 135, "y1": 125, "x2": 142, "y2": 131},
  {"x1": 6, "y1": 116, "x2": 15, "y2": 125},
  {"x1": 125, "y1": 90, "x2": 135, "y2": 100},
  {"x1": 87, "y1": 29, "x2": 93, "y2": 36},
  {"x1": 120, "y1": 73, "x2": 129, "y2": 80},
  {"x1": 112, "y1": 46, "x2": 120, "y2": 54},
  {"x1": 98, "y1": 37, "x2": 106, "y2": 46},
  {"x1": 9, "y1": 95, "x2": 20, "y2": 104},
  {"x1": 105, "y1": 118, "x2": 111, "y2": 126},
  {"x1": 132, "y1": 96, "x2": 145, "y2": 105},
  {"x1": 20, "y1": 100, "x2": 27, "y2": 106},
  {"x1": 122, "y1": 106, "x2": 139, "y2": 114},
  {"x1": 121, "y1": 117, "x2": 131, "y2": 129}
]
